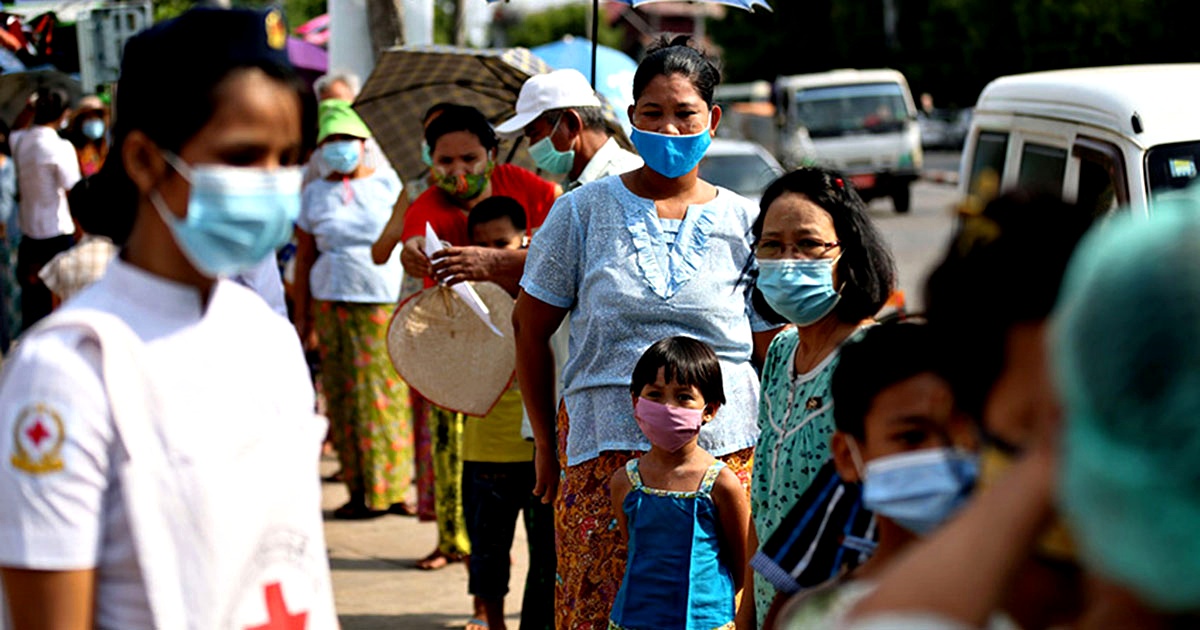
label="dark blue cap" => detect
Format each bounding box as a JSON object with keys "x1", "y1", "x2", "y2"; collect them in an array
[{"x1": 113, "y1": 7, "x2": 294, "y2": 138}]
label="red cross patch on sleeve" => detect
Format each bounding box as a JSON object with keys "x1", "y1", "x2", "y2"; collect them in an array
[{"x1": 10, "y1": 403, "x2": 66, "y2": 474}]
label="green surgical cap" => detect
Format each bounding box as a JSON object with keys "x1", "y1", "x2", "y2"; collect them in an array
[
  {"x1": 1053, "y1": 184, "x2": 1200, "y2": 611},
  {"x1": 317, "y1": 99, "x2": 371, "y2": 144}
]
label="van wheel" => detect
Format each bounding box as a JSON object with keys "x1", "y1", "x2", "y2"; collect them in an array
[{"x1": 892, "y1": 185, "x2": 911, "y2": 214}]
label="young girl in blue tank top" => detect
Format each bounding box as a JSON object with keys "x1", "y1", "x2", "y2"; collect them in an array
[{"x1": 609, "y1": 336, "x2": 751, "y2": 630}]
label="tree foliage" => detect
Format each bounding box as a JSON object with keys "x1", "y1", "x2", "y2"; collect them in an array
[
  {"x1": 504, "y1": 3, "x2": 622, "y2": 50},
  {"x1": 710, "y1": 0, "x2": 1200, "y2": 108}
]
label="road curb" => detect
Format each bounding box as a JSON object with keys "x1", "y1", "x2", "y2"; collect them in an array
[{"x1": 921, "y1": 169, "x2": 959, "y2": 186}]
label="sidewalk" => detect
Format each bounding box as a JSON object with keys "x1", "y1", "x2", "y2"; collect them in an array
[{"x1": 320, "y1": 455, "x2": 532, "y2": 629}]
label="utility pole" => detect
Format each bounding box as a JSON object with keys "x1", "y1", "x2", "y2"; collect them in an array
[
  {"x1": 366, "y1": 0, "x2": 406, "y2": 56},
  {"x1": 452, "y1": 0, "x2": 468, "y2": 47},
  {"x1": 882, "y1": 0, "x2": 898, "y2": 51}
]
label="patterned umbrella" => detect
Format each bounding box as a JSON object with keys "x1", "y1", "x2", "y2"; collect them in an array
[{"x1": 354, "y1": 45, "x2": 551, "y2": 183}]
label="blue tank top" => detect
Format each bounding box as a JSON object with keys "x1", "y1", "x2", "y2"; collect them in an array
[{"x1": 609, "y1": 459, "x2": 736, "y2": 630}]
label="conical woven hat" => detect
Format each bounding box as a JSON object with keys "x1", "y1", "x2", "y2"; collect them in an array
[{"x1": 387, "y1": 282, "x2": 516, "y2": 416}]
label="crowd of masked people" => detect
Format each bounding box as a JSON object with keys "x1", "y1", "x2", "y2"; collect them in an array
[
  {"x1": 0, "y1": 6, "x2": 1197, "y2": 630},
  {"x1": 0, "y1": 88, "x2": 114, "y2": 352}
]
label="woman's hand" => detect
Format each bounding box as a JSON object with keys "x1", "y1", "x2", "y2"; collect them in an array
[
  {"x1": 432, "y1": 246, "x2": 526, "y2": 295},
  {"x1": 534, "y1": 441, "x2": 560, "y2": 505},
  {"x1": 431, "y1": 246, "x2": 501, "y2": 285},
  {"x1": 400, "y1": 236, "x2": 433, "y2": 279}
]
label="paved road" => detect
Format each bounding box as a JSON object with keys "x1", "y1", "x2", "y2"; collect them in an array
[
  {"x1": 867, "y1": 179, "x2": 961, "y2": 313},
  {"x1": 325, "y1": 179, "x2": 963, "y2": 629}
]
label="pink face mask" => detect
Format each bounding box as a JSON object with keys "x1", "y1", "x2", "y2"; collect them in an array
[{"x1": 634, "y1": 397, "x2": 705, "y2": 452}]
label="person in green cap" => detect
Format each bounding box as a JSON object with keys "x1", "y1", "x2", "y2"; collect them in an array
[{"x1": 293, "y1": 98, "x2": 415, "y2": 519}]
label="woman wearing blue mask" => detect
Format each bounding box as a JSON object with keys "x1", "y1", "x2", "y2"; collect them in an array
[
  {"x1": 292, "y1": 99, "x2": 413, "y2": 520},
  {"x1": 738, "y1": 166, "x2": 896, "y2": 627},
  {"x1": 0, "y1": 8, "x2": 338, "y2": 628},
  {"x1": 514, "y1": 35, "x2": 782, "y2": 629}
]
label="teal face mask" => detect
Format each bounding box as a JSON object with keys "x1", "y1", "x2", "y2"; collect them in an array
[
  {"x1": 529, "y1": 118, "x2": 575, "y2": 175},
  {"x1": 756, "y1": 257, "x2": 841, "y2": 325},
  {"x1": 151, "y1": 152, "x2": 301, "y2": 278},
  {"x1": 421, "y1": 141, "x2": 433, "y2": 167},
  {"x1": 321, "y1": 140, "x2": 361, "y2": 174}
]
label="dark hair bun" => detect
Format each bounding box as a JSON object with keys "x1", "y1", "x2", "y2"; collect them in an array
[{"x1": 633, "y1": 35, "x2": 722, "y2": 107}]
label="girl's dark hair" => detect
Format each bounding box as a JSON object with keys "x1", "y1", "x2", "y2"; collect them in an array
[
  {"x1": 424, "y1": 104, "x2": 499, "y2": 153},
  {"x1": 630, "y1": 336, "x2": 726, "y2": 406},
  {"x1": 467, "y1": 195, "x2": 526, "y2": 235},
  {"x1": 632, "y1": 35, "x2": 721, "y2": 107},
  {"x1": 71, "y1": 8, "x2": 313, "y2": 245},
  {"x1": 32, "y1": 86, "x2": 69, "y2": 125},
  {"x1": 749, "y1": 167, "x2": 897, "y2": 325},
  {"x1": 924, "y1": 191, "x2": 1093, "y2": 420}
]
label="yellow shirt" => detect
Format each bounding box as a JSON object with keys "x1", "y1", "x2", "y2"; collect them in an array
[{"x1": 463, "y1": 387, "x2": 534, "y2": 463}]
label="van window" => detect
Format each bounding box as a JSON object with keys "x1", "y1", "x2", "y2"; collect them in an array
[
  {"x1": 1146, "y1": 141, "x2": 1200, "y2": 200},
  {"x1": 792, "y1": 83, "x2": 909, "y2": 137},
  {"x1": 1073, "y1": 138, "x2": 1127, "y2": 218},
  {"x1": 1017, "y1": 143, "x2": 1067, "y2": 194},
  {"x1": 968, "y1": 131, "x2": 1008, "y2": 192}
]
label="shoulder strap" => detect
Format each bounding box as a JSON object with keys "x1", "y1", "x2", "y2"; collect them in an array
[
  {"x1": 625, "y1": 459, "x2": 643, "y2": 489},
  {"x1": 32, "y1": 310, "x2": 195, "y2": 629},
  {"x1": 699, "y1": 460, "x2": 726, "y2": 495}
]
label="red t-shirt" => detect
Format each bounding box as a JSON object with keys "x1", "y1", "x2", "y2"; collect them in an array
[{"x1": 401, "y1": 163, "x2": 559, "y2": 246}]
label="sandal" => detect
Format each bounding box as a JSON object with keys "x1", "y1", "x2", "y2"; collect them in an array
[
  {"x1": 387, "y1": 502, "x2": 418, "y2": 517},
  {"x1": 415, "y1": 549, "x2": 466, "y2": 570},
  {"x1": 465, "y1": 618, "x2": 488, "y2": 630},
  {"x1": 332, "y1": 500, "x2": 384, "y2": 520}
]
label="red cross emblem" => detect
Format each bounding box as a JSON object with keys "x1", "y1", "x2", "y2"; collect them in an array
[
  {"x1": 10, "y1": 404, "x2": 65, "y2": 475},
  {"x1": 25, "y1": 419, "x2": 50, "y2": 448},
  {"x1": 244, "y1": 582, "x2": 307, "y2": 630}
]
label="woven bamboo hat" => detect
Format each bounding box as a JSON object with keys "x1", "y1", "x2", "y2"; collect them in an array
[{"x1": 387, "y1": 282, "x2": 516, "y2": 416}]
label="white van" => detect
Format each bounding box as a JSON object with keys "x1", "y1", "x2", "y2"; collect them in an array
[
  {"x1": 959, "y1": 64, "x2": 1200, "y2": 216},
  {"x1": 776, "y1": 69, "x2": 923, "y2": 213}
]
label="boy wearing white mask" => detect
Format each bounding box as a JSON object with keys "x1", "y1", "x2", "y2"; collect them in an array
[{"x1": 771, "y1": 322, "x2": 978, "y2": 628}]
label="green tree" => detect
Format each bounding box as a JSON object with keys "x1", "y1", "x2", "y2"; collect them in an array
[{"x1": 504, "y1": 4, "x2": 622, "y2": 50}]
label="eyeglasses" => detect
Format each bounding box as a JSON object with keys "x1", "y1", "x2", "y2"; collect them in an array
[{"x1": 754, "y1": 238, "x2": 841, "y2": 260}]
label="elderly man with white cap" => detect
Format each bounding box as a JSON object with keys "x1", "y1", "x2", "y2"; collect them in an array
[{"x1": 496, "y1": 69, "x2": 641, "y2": 191}]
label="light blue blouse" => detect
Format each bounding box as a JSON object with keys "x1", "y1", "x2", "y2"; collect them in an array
[
  {"x1": 298, "y1": 169, "x2": 402, "y2": 304},
  {"x1": 521, "y1": 175, "x2": 776, "y2": 466}
]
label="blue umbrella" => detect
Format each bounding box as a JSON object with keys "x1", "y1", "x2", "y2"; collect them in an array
[
  {"x1": 532, "y1": 36, "x2": 637, "y2": 132},
  {"x1": 489, "y1": 0, "x2": 771, "y2": 89}
]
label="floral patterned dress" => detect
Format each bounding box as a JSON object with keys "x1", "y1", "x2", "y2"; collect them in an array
[{"x1": 750, "y1": 326, "x2": 842, "y2": 626}]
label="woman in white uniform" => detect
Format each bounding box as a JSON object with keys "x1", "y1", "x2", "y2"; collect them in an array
[{"x1": 0, "y1": 8, "x2": 337, "y2": 629}]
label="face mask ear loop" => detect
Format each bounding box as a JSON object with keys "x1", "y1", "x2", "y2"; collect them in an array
[{"x1": 846, "y1": 435, "x2": 867, "y2": 481}]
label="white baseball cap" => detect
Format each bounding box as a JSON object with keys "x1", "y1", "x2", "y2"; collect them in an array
[{"x1": 495, "y1": 69, "x2": 603, "y2": 135}]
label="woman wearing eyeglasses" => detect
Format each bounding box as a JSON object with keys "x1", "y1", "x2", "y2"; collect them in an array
[{"x1": 737, "y1": 167, "x2": 897, "y2": 627}]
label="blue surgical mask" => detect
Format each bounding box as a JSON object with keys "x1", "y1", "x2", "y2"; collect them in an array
[
  {"x1": 529, "y1": 118, "x2": 575, "y2": 175},
  {"x1": 756, "y1": 257, "x2": 841, "y2": 325},
  {"x1": 421, "y1": 141, "x2": 433, "y2": 167},
  {"x1": 151, "y1": 151, "x2": 301, "y2": 278},
  {"x1": 81, "y1": 118, "x2": 106, "y2": 141},
  {"x1": 630, "y1": 122, "x2": 712, "y2": 178},
  {"x1": 321, "y1": 140, "x2": 361, "y2": 174},
  {"x1": 862, "y1": 448, "x2": 979, "y2": 535}
]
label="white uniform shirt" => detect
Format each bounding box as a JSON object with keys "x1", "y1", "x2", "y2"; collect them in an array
[
  {"x1": 0, "y1": 258, "x2": 336, "y2": 629},
  {"x1": 565, "y1": 137, "x2": 643, "y2": 191},
  {"x1": 11, "y1": 126, "x2": 80, "y2": 239}
]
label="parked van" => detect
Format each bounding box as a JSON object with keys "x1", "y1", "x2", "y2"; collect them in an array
[
  {"x1": 776, "y1": 69, "x2": 923, "y2": 213},
  {"x1": 960, "y1": 64, "x2": 1200, "y2": 216}
]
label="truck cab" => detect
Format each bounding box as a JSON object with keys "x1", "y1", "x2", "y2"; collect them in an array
[
  {"x1": 776, "y1": 69, "x2": 923, "y2": 213},
  {"x1": 960, "y1": 64, "x2": 1200, "y2": 217}
]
